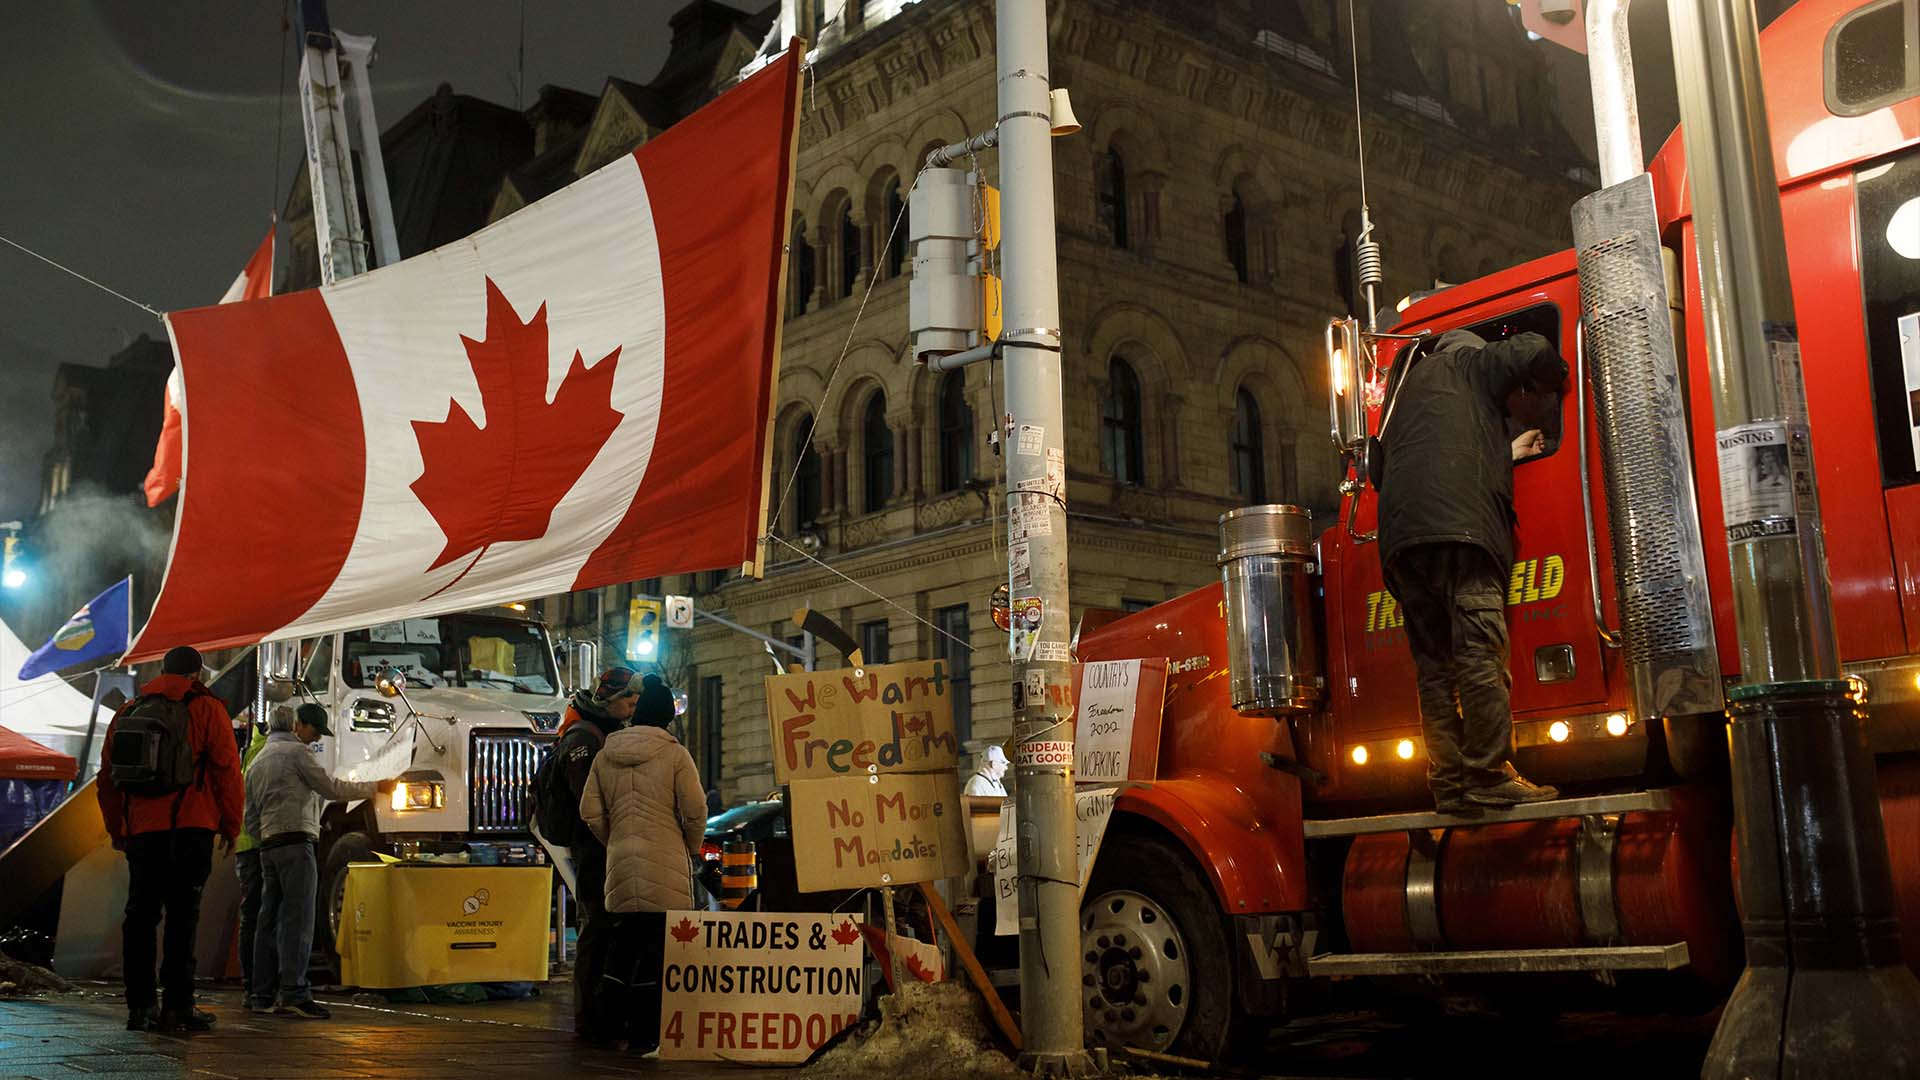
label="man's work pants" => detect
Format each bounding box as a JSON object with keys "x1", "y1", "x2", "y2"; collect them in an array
[
  {"x1": 572, "y1": 842, "x2": 609, "y2": 1036},
  {"x1": 1385, "y1": 542, "x2": 1519, "y2": 804},
  {"x1": 254, "y1": 840, "x2": 318, "y2": 1007},
  {"x1": 236, "y1": 848, "x2": 263, "y2": 1001},
  {"x1": 122, "y1": 828, "x2": 215, "y2": 1015}
]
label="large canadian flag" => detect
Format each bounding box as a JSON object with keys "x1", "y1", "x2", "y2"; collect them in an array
[
  {"x1": 127, "y1": 48, "x2": 801, "y2": 662},
  {"x1": 142, "y1": 228, "x2": 274, "y2": 507}
]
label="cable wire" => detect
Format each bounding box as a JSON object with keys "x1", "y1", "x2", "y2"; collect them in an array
[
  {"x1": 764, "y1": 534, "x2": 973, "y2": 653},
  {"x1": 0, "y1": 234, "x2": 163, "y2": 321}
]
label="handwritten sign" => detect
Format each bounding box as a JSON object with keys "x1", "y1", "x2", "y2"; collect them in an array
[
  {"x1": 786, "y1": 772, "x2": 970, "y2": 891},
  {"x1": 991, "y1": 787, "x2": 1118, "y2": 935},
  {"x1": 659, "y1": 911, "x2": 864, "y2": 1064},
  {"x1": 1075, "y1": 660, "x2": 1139, "y2": 782},
  {"x1": 1070, "y1": 658, "x2": 1167, "y2": 784},
  {"x1": 767, "y1": 660, "x2": 959, "y2": 782}
]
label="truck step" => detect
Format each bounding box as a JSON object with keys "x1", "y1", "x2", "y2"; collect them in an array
[
  {"x1": 1306, "y1": 941, "x2": 1690, "y2": 977},
  {"x1": 1303, "y1": 789, "x2": 1674, "y2": 839}
]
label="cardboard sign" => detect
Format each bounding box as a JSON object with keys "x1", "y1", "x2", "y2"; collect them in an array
[
  {"x1": 787, "y1": 772, "x2": 970, "y2": 891},
  {"x1": 767, "y1": 660, "x2": 959, "y2": 782},
  {"x1": 1070, "y1": 658, "x2": 1167, "y2": 783},
  {"x1": 659, "y1": 911, "x2": 865, "y2": 1064},
  {"x1": 991, "y1": 787, "x2": 1118, "y2": 935}
]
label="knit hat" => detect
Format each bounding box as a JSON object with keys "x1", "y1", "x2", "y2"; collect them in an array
[
  {"x1": 591, "y1": 667, "x2": 640, "y2": 705},
  {"x1": 633, "y1": 673, "x2": 675, "y2": 729},
  {"x1": 161, "y1": 646, "x2": 202, "y2": 676}
]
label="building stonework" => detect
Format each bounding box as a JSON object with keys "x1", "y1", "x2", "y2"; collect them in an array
[{"x1": 525, "y1": 0, "x2": 1590, "y2": 804}]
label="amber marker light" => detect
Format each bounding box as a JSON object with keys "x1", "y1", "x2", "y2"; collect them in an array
[
  {"x1": 1395, "y1": 739, "x2": 1415, "y2": 760},
  {"x1": 1605, "y1": 713, "x2": 1630, "y2": 737},
  {"x1": 1350, "y1": 745, "x2": 1369, "y2": 766},
  {"x1": 1548, "y1": 721, "x2": 1571, "y2": 743}
]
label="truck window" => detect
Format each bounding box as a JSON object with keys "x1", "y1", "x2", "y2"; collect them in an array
[
  {"x1": 340, "y1": 614, "x2": 557, "y2": 695},
  {"x1": 302, "y1": 635, "x2": 333, "y2": 694},
  {"x1": 1461, "y1": 302, "x2": 1565, "y2": 463},
  {"x1": 1826, "y1": 0, "x2": 1920, "y2": 117},
  {"x1": 1856, "y1": 148, "x2": 1920, "y2": 486}
]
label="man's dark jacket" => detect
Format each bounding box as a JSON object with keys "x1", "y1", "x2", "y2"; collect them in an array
[
  {"x1": 1377, "y1": 329, "x2": 1565, "y2": 574},
  {"x1": 558, "y1": 692, "x2": 621, "y2": 860}
]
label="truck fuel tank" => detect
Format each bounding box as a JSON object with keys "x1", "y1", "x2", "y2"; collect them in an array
[{"x1": 1219, "y1": 505, "x2": 1324, "y2": 715}]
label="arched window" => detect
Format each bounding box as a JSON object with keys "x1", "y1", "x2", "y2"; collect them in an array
[
  {"x1": 937, "y1": 371, "x2": 974, "y2": 492},
  {"x1": 884, "y1": 175, "x2": 907, "y2": 279},
  {"x1": 863, "y1": 391, "x2": 893, "y2": 512},
  {"x1": 1097, "y1": 148, "x2": 1129, "y2": 249},
  {"x1": 1230, "y1": 389, "x2": 1266, "y2": 502},
  {"x1": 790, "y1": 221, "x2": 815, "y2": 317},
  {"x1": 1101, "y1": 358, "x2": 1144, "y2": 484},
  {"x1": 839, "y1": 202, "x2": 861, "y2": 298},
  {"x1": 791, "y1": 413, "x2": 821, "y2": 529},
  {"x1": 1224, "y1": 190, "x2": 1250, "y2": 284}
]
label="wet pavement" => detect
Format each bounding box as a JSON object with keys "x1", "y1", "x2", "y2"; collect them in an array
[{"x1": 0, "y1": 980, "x2": 1717, "y2": 1079}]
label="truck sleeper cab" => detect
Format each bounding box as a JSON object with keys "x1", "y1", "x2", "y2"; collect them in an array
[{"x1": 1069, "y1": 0, "x2": 1920, "y2": 1061}]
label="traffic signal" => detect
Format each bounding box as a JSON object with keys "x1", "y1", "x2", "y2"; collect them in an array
[
  {"x1": 2, "y1": 533, "x2": 24, "y2": 590},
  {"x1": 909, "y1": 168, "x2": 1000, "y2": 363},
  {"x1": 627, "y1": 597, "x2": 661, "y2": 660}
]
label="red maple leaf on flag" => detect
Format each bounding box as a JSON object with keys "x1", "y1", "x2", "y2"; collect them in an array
[
  {"x1": 411, "y1": 277, "x2": 623, "y2": 587},
  {"x1": 904, "y1": 953, "x2": 938, "y2": 982},
  {"x1": 670, "y1": 917, "x2": 700, "y2": 943},
  {"x1": 831, "y1": 920, "x2": 861, "y2": 946}
]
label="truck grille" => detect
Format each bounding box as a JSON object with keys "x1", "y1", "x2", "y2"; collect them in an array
[{"x1": 470, "y1": 731, "x2": 551, "y2": 834}]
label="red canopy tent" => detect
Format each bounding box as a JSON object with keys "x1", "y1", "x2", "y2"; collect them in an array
[{"x1": 0, "y1": 725, "x2": 79, "y2": 782}]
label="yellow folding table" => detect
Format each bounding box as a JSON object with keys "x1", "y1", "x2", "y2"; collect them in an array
[{"x1": 337, "y1": 861, "x2": 551, "y2": 989}]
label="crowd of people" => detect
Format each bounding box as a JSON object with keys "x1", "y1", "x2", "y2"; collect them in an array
[{"x1": 94, "y1": 649, "x2": 708, "y2": 1054}]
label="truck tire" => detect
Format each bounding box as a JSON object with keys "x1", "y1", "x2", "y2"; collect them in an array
[
  {"x1": 1080, "y1": 834, "x2": 1257, "y2": 1062},
  {"x1": 317, "y1": 831, "x2": 375, "y2": 980}
]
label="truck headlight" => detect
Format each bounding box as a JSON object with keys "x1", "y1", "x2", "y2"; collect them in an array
[{"x1": 391, "y1": 780, "x2": 445, "y2": 811}]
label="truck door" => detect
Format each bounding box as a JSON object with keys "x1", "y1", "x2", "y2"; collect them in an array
[{"x1": 1332, "y1": 289, "x2": 1620, "y2": 784}]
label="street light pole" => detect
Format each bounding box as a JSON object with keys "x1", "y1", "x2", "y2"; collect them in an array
[
  {"x1": 1666, "y1": 0, "x2": 1920, "y2": 1074},
  {"x1": 995, "y1": 0, "x2": 1091, "y2": 1073}
]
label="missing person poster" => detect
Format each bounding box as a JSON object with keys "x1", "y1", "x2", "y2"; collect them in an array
[{"x1": 659, "y1": 911, "x2": 865, "y2": 1064}]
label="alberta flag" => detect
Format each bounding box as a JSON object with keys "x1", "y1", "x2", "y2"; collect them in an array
[{"x1": 17, "y1": 577, "x2": 132, "y2": 680}]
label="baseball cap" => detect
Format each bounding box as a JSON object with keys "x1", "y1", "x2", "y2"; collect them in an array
[
  {"x1": 592, "y1": 667, "x2": 640, "y2": 704},
  {"x1": 296, "y1": 702, "x2": 334, "y2": 737}
]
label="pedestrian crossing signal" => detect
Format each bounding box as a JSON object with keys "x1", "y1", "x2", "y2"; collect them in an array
[{"x1": 628, "y1": 597, "x2": 662, "y2": 660}]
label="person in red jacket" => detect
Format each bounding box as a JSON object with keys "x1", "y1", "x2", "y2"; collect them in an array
[{"x1": 96, "y1": 645, "x2": 244, "y2": 1034}]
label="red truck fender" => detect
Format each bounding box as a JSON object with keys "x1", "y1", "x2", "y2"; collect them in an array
[{"x1": 1112, "y1": 777, "x2": 1310, "y2": 916}]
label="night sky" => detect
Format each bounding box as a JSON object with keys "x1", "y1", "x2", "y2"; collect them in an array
[{"x1": 0, "y1": 0, "x2": 763, "y2": 522}]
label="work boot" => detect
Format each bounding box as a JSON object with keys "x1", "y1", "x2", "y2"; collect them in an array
[
  {"x1": 1432, "y1": 795, "x2": 1484, "y2": 816},
  {"x1": 1464, "y1": 774, "x2": 1559, "y2": 807},
  {"x1": 275, "y1": 1000, "x2": 331, "y2": 1020},
  {"x1": 154, "y1": 1006, "x2": 216, "y2": 1033},
  {"x1": 126, "y1": 1007, "x2": 157, "y2": 1032}
]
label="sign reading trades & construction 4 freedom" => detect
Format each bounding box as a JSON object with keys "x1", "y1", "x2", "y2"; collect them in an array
[
  {"x1": 767, "y1": 659, "x2": 971, "y2": 891},
  {"x1": 659, "y1": 910, "x2": 865, "y2": 1064}
]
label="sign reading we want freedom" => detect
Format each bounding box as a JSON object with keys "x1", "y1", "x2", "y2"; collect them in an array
[{"x1": 767, "y1": 660, "x2": 970, "y2": 892}]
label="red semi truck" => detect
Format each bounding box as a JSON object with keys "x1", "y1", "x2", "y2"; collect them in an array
[{"x1": 1069, "y1": 0, "x2": 1920, "y2": 1059}]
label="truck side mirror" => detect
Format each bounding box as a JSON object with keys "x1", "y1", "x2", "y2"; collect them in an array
[{"x1": 1325, "y1": 316, "x2": 1368, "y2": 456}]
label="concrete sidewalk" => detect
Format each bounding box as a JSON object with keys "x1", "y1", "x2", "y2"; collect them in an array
[{"x1": 0, "y1": 982, "x2": 785, "y2": 1079}]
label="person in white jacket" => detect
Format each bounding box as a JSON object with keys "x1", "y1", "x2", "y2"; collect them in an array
[
  {"x1": 580, "y1": 675, "x2": 704, "y2": 1053},
  {"x1": 964, "y1": 744, "x2": 1010, "y2": 797}
]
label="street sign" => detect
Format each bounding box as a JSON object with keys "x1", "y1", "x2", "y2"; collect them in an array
[{"x1": 664, "y1": 594, "x2": 695, "y2": 630}]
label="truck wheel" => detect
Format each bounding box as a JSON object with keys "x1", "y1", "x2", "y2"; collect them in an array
[
  {"x1": 317, "y1": 831, "x2": 374, "y2": 978},
  {"x1": 1080, "y1": 835, "x2": 1252, "y2": 1062}
]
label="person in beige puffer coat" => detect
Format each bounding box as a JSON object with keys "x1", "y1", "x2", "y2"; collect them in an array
[{"x1": 580, "y1": 674, "x2": 705, "y2": 1052}]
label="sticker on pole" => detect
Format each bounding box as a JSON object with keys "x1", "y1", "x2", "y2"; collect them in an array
[
  {"x1": 1009, "y1": 597, "x2": 1043, "y2": 660},
  {"x1": 1015, "y1": 739, "x2": 1072, "y2": 768},
  {"x1": 1716, "y1": 420, "x2": 1815, "y2": 544}
]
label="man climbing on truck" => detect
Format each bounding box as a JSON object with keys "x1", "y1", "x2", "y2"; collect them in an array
[{"x1": 1376, "y1": 328, "x2": 1569, "y2": 812}]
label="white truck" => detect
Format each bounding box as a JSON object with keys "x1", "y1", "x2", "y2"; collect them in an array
[{"x1": 217, "y1": 605, "x2": 571, "y2": 968}]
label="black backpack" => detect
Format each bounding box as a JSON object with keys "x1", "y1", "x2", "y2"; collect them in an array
[
  {"x1": 108, "y1": 692, "x2": 201, "y2": 798},
  {"x1": 533, "y1": 724, "x2": 602, "y2": 847}
]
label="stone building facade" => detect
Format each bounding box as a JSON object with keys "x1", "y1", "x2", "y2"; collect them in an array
[{"x1": 523, "y1": 0, "x2": 1592, "y2": 802}]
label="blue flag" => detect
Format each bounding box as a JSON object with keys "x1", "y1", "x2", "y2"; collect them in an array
[{"x1": 18, "y1": 577, "x2": 131, "y2": 681}]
